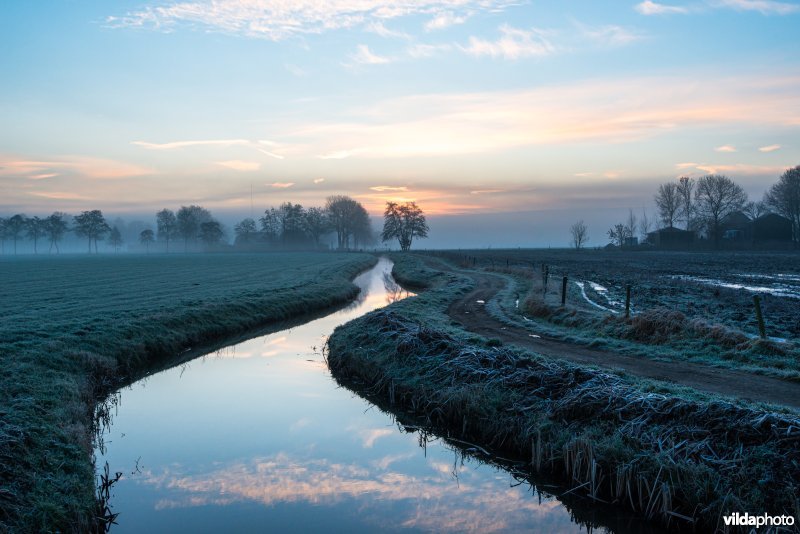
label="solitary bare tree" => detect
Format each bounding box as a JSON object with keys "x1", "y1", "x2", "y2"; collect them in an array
[
  {"x1": 654, "y1": 182, "x2": 680, "y2": 228},
  {"x1": 381, "y1": 202, "x2": 428, "y2": 251},
  {"x1": 764, "y1": 165, "x2": 800, "y2": 246},
  {"x1": 695, "y1": 175, "x2": 747, "y2": 246},
  {"x1": 569, "y1": 220, "x2": 588, "y2": 249}
]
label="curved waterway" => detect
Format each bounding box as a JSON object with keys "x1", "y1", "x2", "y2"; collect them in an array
[{"x1": 95, "y1": 258, "x2": 648, "y2": 533}]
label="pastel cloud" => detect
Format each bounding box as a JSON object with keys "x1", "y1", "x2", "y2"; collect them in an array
[
  {"x1": 577, "y1": 23, "x2": 644, "y2": 46},
  {"x1": 28, "y1": 191, "x2": 90, "y2": 200},
  {"x1": 635, "y1": 1, "x2": 690, "y2": 15},
  {"x1": 348, "y1": 44, "x2": 392, "y2": 66},
  {"x1": 425, "y1": 12, "x2": 468, "y2": 31},
  {"x1": 217, "y1": 160, "x2": 261, "y2": 171},
  {"x1": 107, "y1": 0, "x2": 515, "y2": 41},
  {"x1": 0, "y1": 156, "x2": 152, "y2": 180},
  {"x1": 286, "y1": 74, "x2": 800, "y2": 159},
  {"x1": 712, "y1": 0, "x2": 799, "y2": 15},
  {"x1": 759, "y1": 144, "x2": 781, "y2": 152},
  {"x1": 270, "y1": 182, "x2": 295, "y2": 188},
  {"x1": 462, "y1": 25, "x2": 556, "y2": 60},
  {"x1": 132, "y1": 139, "x2": 253, "y2": 150},
  {"x1": 715, "y1": 144, "x2": 737, "y2": 152},
  {"x1": 370, "y1": 186, "x2": 408, "y2": 192}
]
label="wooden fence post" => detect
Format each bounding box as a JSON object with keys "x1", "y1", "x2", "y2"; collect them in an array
[
  {"x1": 625, "y1": 285, "x2": 631, "y2": 318},
  {"x1": 753, "y1": 295, "x2": 766, "y2": 339}
]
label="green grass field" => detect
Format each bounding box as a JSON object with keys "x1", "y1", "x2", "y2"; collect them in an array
[{"x1": 0, "y1": 252, "x2": 375, "y2": 532}]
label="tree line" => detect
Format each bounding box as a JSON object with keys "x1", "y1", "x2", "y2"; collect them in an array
[
  {"x1": 569, "y1": 166, "x2": 800, "y2": 249},
  {"x1": 0, "y1": 195, "x2": 430, "y2": 254}
]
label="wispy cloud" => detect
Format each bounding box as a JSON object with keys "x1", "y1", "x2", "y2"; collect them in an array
[
  {"x1": 407, "y1": 43, "x2": 453, "y2": 58},
  {"x1": 695, "y1": 163, "x2": 788, "y2": 174},
  {"x1": 715, "y1": 144, "x2": 737, "y2": 152},
  {"x1": 217, "y1": 160, "x2": 261, "y2": 171},
  {"x1": 470, "y1": 189, "x2": 504, "y2": 194},
  {"x1": 759, "y1": 144, "x2": 781, "y2": 152},
  {"x1": 270, "y1": 182, "x2": 294, "y2": 188},
  {"x1": 107, "y1": 0, "x2": 515, "y2": 40},
  {"x1": 425, "y1": 12, "x2": 468, "y2": 31},
  {"x1": 133, "y1": 138, "x2": 290, "y2": 159},
  {"x1": 370, "y1": 186, "x2": 408, "y2": 192},
  {"x1": 313, "y1": 178, "x2": 325, "y2": 184},
  {"x1": 462, "y1": 25, "x2": 556, "y2": 60},
  {"x1": 288, "y1": 74, "x2": 800, "y2": 159},
  {"x1": 712, "y1": 0, "x2": 799, "y2": 15},
  {"x1": 635, "y1": 1, "x2": 690, "y2": 15},
  {"x1": 347, "y1": 44, "x2": 392, "y2": 66},
  {"x1": 28, "y1": 191, "x2": 90, "y2": 200},
  {"x1": 316, "y1": 149, "x2": 367, "y2": 160},
  {"x1": 577, "y1": 22, "x2": 644, "y2": 46},
  {"x1": 132, "y1": 139, "x2": 252, "y2": 150},
  {"x1": 365, "y1": 21, "x2": 410, "y2": 39},
  {"x1": 0, "y1": 156, "x2": 152, "y2": 180}
]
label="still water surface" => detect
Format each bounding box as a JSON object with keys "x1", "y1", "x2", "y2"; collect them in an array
[{"x1": 96, "y1": 258, "x2": 598, "y2": 532}]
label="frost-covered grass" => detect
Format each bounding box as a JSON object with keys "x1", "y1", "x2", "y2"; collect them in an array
[
  {"x1": 0, "y1": 252, "x2": 375, "y2": 532},
  {"x1": 327, "y1": 252, "x2": 800, "y2": 532}
]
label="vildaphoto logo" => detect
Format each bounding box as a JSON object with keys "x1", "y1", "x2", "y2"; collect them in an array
[{"x1": 723, "y1": 512, "x2": 795, "y2": 528}]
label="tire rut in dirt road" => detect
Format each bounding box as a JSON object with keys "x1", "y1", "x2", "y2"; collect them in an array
[{"x1": 446, "y1": 269, "x2": 800, "y2": 410}]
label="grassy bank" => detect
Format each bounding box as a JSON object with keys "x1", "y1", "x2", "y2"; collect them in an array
[
  {"x1": 0, "y1": 252, "x2": 375, "y2": 532},
  {"x1": 326, "y1": 253, "x2": 800, "y2": 531}
]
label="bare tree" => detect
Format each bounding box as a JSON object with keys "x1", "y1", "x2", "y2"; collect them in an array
[
  {"x1": 381, "y1": 202, "x2": 429, "y2": 251},
  {"x1": 695, "y1": 175, "x2": 747, "y2": 246},
  {"x1": 654, "y1": 182, "x2": 680, "y2": 228},
  {"x1": 139, "y1": 228, "x2": 155, "y2": 253},
  {"x1": 73, "y1": 210, "x2": 110, "y2": 253},
  {"x1": 156, "y1": 209, "x2": 177, "y2": 252},
  {"x1": 676, "y1": 176, "x2": 695, "y2": 230},
  {"x1": 764, "y1": 165, "x2": 800, "y2": 246},
  {"x1": 108, "y1": 226, "x2": 123, "y2": 253},
  {"x1": 234, "y1": 218, "x2": 258, "y2": 245},
  {"x1": 26, "y1": 216, "x2": 45, "y2": 254},
  {"x1": 6, "y1": 214, "x2": 27, "y2": 255},
  {"x1": 607, "y1": 223, "x2": 630, "y2": 247},
  {"x1": 743, "y1": 200, "x2": 768, "y2": 220},
  {"x1": 569, "y1": 220, "x2": 588, "y2": 249},
  {"x1": 176, "y1": 205, "x2": 212, "y2": 252},
  {"x1": 326, "y1": 195, "x2": 370, "y2": 250},
  {"x1": 303, "y1": 207, "x2": 330, "y2": 248},
  {"x1": 44, "y1": 212, "x2": 69, "y2": 253},
  {"x1": 199, "y1": 220, "x2": 224, "y2": 248}
]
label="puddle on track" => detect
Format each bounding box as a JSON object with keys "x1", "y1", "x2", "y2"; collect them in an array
[{"x1": 96, "y1": 257, "x2": 653, "y2": 533}]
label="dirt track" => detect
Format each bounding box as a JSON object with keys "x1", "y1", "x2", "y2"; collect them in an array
[{"x1": 446, "y1": 268, "x2": 800, "y2": 410}]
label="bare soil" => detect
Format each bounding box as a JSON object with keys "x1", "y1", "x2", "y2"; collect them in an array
[{"x1": 446, "y1": 266, "x2": 800, "y2": 410}]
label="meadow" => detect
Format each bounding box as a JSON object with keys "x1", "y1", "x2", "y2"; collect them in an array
[
  {"x1": 0, "y1": 252, "x2": 375, "y2": 532},
  {"x1": 326, "y1": 252, "x2": 800, "y2": 531}
]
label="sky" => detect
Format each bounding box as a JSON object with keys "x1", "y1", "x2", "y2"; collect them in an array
[{"x1": 1, "y1": 0, "x2": 798, "y2": 247}]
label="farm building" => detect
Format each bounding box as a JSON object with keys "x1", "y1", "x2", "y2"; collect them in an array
[
  {"x1": 720, "y1": 211, "x2": 752, "y2": 243},
  {"x1": 646, "y1": 226, "x2": 695, "y2": 248},
  {"x1": 753, "y1": 213, "x2": 793, "y2": 245}
]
